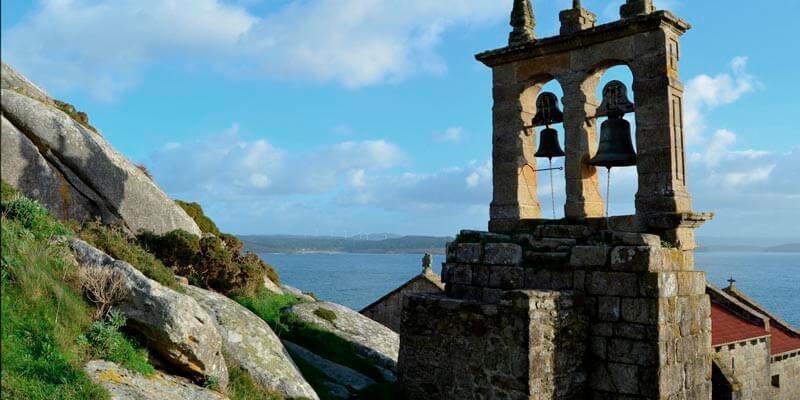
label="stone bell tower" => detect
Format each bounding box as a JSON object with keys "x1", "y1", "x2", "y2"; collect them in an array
[{"x1": 398, "y1": 1, "x2": 714, "y2": 399}]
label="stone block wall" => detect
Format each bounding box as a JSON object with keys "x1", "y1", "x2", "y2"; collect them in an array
[
  {"x1": 360, "y1": 274, "x2": 443, "y2": 333},
  {"x1": 712, "y1": 338, "x2": 770, "y2": 399},
  {"x1": 398, "y1": 290, "x2": 586, "y2": 400},
  {"x1": 771, "y1": 353, "x2": 800, "y2": 400},
  {"x1": 429, "y1": 226, "x2": 712, "y2": 399}
]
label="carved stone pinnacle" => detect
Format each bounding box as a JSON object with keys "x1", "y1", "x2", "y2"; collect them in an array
[{"x1": 509, "y1": 0, "x2": 536, "y2": 46}]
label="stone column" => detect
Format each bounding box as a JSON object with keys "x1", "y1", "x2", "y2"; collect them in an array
[
  {"x1": 621, "y1": 0, "x2": 654, "y2": 19},
  {"x1": 631, "y1": 29, "x2": 692, "y2": 217},
  {"x1": 559, "y1": 72, "x2": 604, "y2": 219},
  {"x1": 490, "y1": 64, "x2": 541, "y2": 230}
]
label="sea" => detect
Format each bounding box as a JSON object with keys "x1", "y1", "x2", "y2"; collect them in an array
[{"x1": 261, "y1": 251, "x2": 800, "y2": 328}]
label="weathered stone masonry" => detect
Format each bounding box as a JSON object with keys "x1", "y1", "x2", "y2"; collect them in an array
[
  {"x1": 399, "y1": 226, "x2": 711, "y2": 400},
  {"x1": 398, "y1": 1, "x2": 717, "y2": 399}
]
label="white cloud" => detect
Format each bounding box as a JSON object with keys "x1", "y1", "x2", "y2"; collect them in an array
[
  {"x1": 434, "y1": 127, "x2": 464, "y2": 143},
  {"x1": 148, "y1": 124, "x2": 406, "y2": 198},
  {"x1": 704, "y1": 129, "x2": 737, "y2": 167},
  {"x1": 341, "y1": 159, "x2": 492, "y2": 210},
  {"x1": 2, "y1": 0, "x2": 256, "y2": 101},
  {"x1": 246, "y1": 1, "x2": 506, "y2": 87},
  {"x1": 348, "y1": 169, "x2": 367, "y2": 188},
  {"x1": 684, "y1": 57, "x2": 758, "y2": 143},
  {"x1": 2, "y1": 0, "x2": 507, "y2": 99}
]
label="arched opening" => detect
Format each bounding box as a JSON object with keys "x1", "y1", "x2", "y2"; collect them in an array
[
  {"x1": 531, "y1": 79, "x2": 567, "y2": 220},
  {"x1": 589, "y1": 64, "x2": 638, "y2": 217}
]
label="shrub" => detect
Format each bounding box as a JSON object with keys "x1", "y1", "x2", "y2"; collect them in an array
[
  {"x1": 78, "y1": 311, "x2": 154, "y2": 375},
  {"x1": 175, "y1": 200, "x2": 221, "y2": 236},
  {"x1": 220, "y1": 233, "x2": 244, "y2": 253},
  {"x1": 142, "y1": 231, "x2": 267, "y2": 297},
  {"x1": 77, "y1": 221, "x2": 180, "y2": 291},
  {"x1": 78, "y1": 265, "x2": 129, "y2": 320},
  {"x1": 139, "y1": 229, "x2": 200, "y2": 268},
  {"x1": 313, "y1": 307, "x2": 337, "y2": 323},
  {"x1": 0, "y1": 197, "x2": 71, "y2": 239},
  {"x1": 221, "y1": 233, "x2": 280, "y2": 285}
]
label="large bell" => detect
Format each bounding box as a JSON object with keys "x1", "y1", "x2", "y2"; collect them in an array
[
  {"x1": 534, "y1": 127, "x2": 566, "y2": 159},
  {"x1": 589, "y1": 115, "x2": 637, "y2": 168}
]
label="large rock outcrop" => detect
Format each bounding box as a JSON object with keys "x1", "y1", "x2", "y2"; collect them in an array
[
  {"x1": 1, "y1": 62, "x2": 200, "y2": 236},
  {"x1": 70, "y1": 239, "x2": 228, "y2": 387},
  {"x1": 85, "y1": 360, "x2": 229, "y2": 400},
  {"x1": 283, "y1": 341, "x2": 375, "y2": 396},
  {"x1": 184, "y1": 285, "x2": 319, "y2": 400},
  {"x1": 285, "y1": 302, "x2": 399, "y2": 372}
]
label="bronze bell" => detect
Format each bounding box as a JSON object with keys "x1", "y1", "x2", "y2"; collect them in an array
[
  {"x1": 535, "y1": 127, "x2": 566, "y2": 159},
  {"x1": 590, "y1": 80, "x2": 637, "y2": 168},
  {"x1": 532, "y1": 92, "x2": 566, "y2": 160},
  {"x1": 589, "y1": 115, "x2": 637, "y2": 168}
]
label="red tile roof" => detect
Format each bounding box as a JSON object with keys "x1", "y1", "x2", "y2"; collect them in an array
[
  {"x1": 710, "y1": 303, "x2": 769, "y2": 346},
  {"x1": 771, "y1": 326, "x2": 800, "y2": 356}
]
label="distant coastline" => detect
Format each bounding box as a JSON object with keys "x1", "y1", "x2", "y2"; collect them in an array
[
  {"x1": 241, "y1": 234, "x2": 452, "y2": 255},
  {"x1": 241, "y1": 235, "x2": 800, "y2": 255}
]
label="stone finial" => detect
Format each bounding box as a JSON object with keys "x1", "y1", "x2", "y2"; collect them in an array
[
  {"x1": 559, "y1": 2, "x2": 596, "y2": 36},
  {"x1": 727, "y1": 277, "x2": 736, "y2": 290},
  {"x1": 620, "y1": 0, "x2": 654, "y2": 19},
  {"x1": 509, "y1": 0, "x2": 536, "y2": 46},
  {"x1": 422, "y1": 253, "x2": 433, "y2": 274}
]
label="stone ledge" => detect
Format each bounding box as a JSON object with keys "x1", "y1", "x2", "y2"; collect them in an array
[{"x1": 476, "y1": 10, "x2": 690, "y2": 67}]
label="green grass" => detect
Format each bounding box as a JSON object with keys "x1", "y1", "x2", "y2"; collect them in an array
[
  {"x1": 232, "y1": 289, "x2": 306, "y2": 335},
  {"x1": 1, "y1": 179, "x2": 19, "y2": 201},
  {"x1": 225, "y1": 360, "x2": 284, "y2": 400},
  {"x1": 234, "y1": 289, "x2": 398, "y2": 399},
  {"x1": 76, "y1": 221, "x2": 181, "y2": 291},
  {"x1": 1, "y1": 183, "x2": 158, "y2": 399},
  {"x1": 1, "y1": 214, "x2": 109, "y2": 399}
]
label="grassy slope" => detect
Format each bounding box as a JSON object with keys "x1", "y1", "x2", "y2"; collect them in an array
[
  {"x1": 2, "y1": 181, "x2": 285, "y2": 400},
  {"x1": 1, "y1": 215, "x2": 109, "y2": 400},
  {"x1": 1, "y1": 184, "x2": 154, "y2": 399},
  {"x1": 235, "y1": 289, "x2": 398, "y2": 400}
]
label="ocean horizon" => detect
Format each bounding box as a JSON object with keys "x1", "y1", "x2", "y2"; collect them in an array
[{"x1": 263, "y1": 251, "x2": 800, "y2": 328}]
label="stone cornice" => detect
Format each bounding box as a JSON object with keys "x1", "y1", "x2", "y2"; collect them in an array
[{"x1": 476, "y1": 11, "x2": 691, "y2": 67}]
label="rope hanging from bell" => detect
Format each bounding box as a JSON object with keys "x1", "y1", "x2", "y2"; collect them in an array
[
  {"x1": 531, "y1": 92, "x2": 566, "y2": 220},
  {"x1": 589, "y1": 80, "x2": 638, "y2": 231}
]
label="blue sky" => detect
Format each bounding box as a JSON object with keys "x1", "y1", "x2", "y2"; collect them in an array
[{"x1": 2, "y1": 0, "x2": 798, "y2": 243}]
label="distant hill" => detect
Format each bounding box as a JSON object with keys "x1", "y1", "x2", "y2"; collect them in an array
[
  {"x1": 764, "y1": 243, "x2": 800, "y2": 253},
  {"x1": 240, "y1": 234, "x2": 452, "y2": 254}
]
